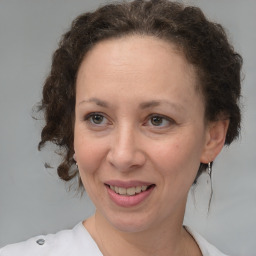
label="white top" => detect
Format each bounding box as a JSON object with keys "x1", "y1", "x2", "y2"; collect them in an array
[{"x1": 0, "y1": 222, "x2": 228, "y2": 256}]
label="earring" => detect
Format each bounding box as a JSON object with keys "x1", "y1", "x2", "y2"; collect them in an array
[
  {"x1": 207, "y1": 162, "x2": 213, "y2": 212},
  {"x1": 73, "y1": 154, "x2": 78, "y2": 168},
  {"x1": 208, "y1": 162, "x2": 212, "y2": 176}
]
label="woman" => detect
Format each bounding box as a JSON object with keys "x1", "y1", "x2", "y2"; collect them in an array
[{"x1": 0, "y1": 0, "x2": 242, "y2": 255}]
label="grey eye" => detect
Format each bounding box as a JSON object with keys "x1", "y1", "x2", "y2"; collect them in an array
[
  {"x1": 90, "y1": 114, "x2": 104, "y2": 124},
  {"x1": 151, "y1": 116, "x2": 164, "y2": 126}
]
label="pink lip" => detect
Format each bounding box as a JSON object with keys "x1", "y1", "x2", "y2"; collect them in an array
[
  {"x1": 105, "y1": 180, "x2": 153, "y2": 188},
  {"x1": 105, "y1": 183, "x2": 155, "y2": 208}
]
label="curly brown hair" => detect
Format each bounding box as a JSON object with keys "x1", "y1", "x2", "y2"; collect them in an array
[{"x1": 38, "y1": 0, "x2": 242, "y2": 186}]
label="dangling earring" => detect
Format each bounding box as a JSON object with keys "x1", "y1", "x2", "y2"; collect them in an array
[
  {"x1": 208, "y1": 162, "x2": 212, "y2": 177},
  {"x1": 207, "y1": 162, "x2": 213, "y2": 212},
  {"x1": 207, "y1": 162, "x2": 212, "y2": 184},
  {"x1": 73, "y1": 154, "x2": 78, "y2": 169}
]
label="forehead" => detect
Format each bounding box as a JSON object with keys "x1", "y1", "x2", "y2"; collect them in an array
[
  {"x1": 79, "y1": 35, "x2": 190, "y2": 73},
  {"x1": 76, "y1": 35, "x2": 201, "y2": 105}
]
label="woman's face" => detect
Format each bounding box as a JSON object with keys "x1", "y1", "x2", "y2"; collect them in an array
[{"x1": 74, "y1": 36, "x2": 210, "y2": 232}]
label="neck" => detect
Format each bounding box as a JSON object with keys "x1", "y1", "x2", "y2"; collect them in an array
[{"x1": 84, "y1": 207, "x2": 201, "y2": 256}]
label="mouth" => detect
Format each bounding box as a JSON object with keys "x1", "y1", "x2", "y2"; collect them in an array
[
  {"x1": 105, "y1": 181, "x2": 156, "y2": 207},
  {"x1": 105, "y1": 184, "x2": 155, "y2": 196}
]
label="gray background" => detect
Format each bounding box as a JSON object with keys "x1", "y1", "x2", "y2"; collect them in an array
[{"x1": 0, "y1": 0, "x2": 255, "y2": 255}]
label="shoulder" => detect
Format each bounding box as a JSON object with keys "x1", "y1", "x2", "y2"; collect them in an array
[
  {"x1": 0, "y1": 222, "x2": 102, "y2": 256},
  {"x1": 185, "y1": 226, "x2": 229, "y2": 256}
]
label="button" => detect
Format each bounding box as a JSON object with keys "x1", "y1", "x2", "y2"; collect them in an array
[{"x1": 36, "y1": 239, "x2": 45, "y2": 245}]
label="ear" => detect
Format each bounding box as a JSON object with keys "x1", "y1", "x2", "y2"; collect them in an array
[{"x1": 200, "y1": 119, "x2": 229, "y2": 163}]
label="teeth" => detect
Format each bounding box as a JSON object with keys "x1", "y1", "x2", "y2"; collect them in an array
[
  {"x1": 141, "y1": 185, "x2": 147, "y2": 191},
  {"x1": 135, "y1": 186, "x2": 141, "y2": 193},
  {"x1": 127, "y1": 187, "x2": 136, "y2": 196},
  {"x1": 119, "y1": 187, "x2": 126, "y2": 195},
  {"x1": 109, "y1": 185, "x2": 150, "y2": 196}
]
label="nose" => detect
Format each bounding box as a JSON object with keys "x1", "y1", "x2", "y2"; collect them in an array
[{"x1": 106, "y1": 124, "x2": 146, "y2": 171}]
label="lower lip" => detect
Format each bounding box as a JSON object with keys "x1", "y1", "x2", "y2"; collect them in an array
[{"x1": 106, "y1": 185, "x2": 155, "y2": 207}]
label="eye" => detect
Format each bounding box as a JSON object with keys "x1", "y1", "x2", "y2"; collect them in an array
[
  {"x1": 146, "y1": 114, "x2": 174, "y2": 128},
  {"x1": 84, "y1": 113, "x2": 108, "y2": 126},
  {"x1": 151, "y1": 116, "x2": 165, "y2": 126}
]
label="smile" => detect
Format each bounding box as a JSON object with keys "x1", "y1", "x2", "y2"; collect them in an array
[
  {"x1": 105, "y1": 183, "x2": 155, "y2": 207},
  {"x1": 109, "y1": 185, "x2": 149, "y2": 196}
]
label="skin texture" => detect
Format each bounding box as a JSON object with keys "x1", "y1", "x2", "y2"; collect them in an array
[{"x1": 74, "y1": 36, "x2": 229, "y2": 256}]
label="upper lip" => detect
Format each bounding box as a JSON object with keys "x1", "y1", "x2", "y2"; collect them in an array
[{"x1": 105, "y1": 180, "x2": 154, "y2": 188}]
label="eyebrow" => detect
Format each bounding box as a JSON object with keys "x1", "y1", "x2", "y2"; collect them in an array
[
  {"x1": 78, "y1": 98, "x2": 183, "y2": 112},
  {"x1": 139, "y1": 100, "x2": 183, "y2": 112},
  {"x1": 78, "y1": 98, "x2": 109, "y2": 108}
]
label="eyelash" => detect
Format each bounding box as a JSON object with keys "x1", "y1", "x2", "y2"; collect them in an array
[
  {"x1": 144, "y1": 114, "x2": 175, "y2": 128},
  {"x1": 83, "y1": 112, "x2": 175, "y2": 129},
  {"x1": 84, "y1": 112, "x2": 109, "y2": 127}
]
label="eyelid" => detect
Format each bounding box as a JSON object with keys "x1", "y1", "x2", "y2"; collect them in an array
[
  {"x1": 84, "y1": 112, "x2": 111, "y2": 126},
  {"x1": 83, "y1": 112, "x2": 175, "y2": 128},
  {"x1": 84, "y1": 111, "x2": 102, "y2": 119},
  {"x1": 145, "y1": 113, "x2": 176, "y2": 127}
]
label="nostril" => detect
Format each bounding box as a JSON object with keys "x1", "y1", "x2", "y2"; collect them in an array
[{"x1": 106, "y1": 148, "x2": 146, "y2": 172}]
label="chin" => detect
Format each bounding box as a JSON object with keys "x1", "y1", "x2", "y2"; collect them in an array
[{"x1": 104, "y1": 212, "x2": 155, "y2": 233}]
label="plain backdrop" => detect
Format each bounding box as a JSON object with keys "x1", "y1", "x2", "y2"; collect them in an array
[{"x1": 0, "y1": 0, "x2": 255, "y2": 255}]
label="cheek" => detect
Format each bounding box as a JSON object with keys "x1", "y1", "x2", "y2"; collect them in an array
[
  {"x1": 76, "y1": 141, "x2": 106, "y2": 174},
  {"x1": 74, "y1": 133, "x2": 108, "y2": 201},
  {"x1": 151, "y1": 135, "x2": 203, "y2": 180},
  {"x1": 74, "y1": 127, "x2": 108, "y2": 175}
]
